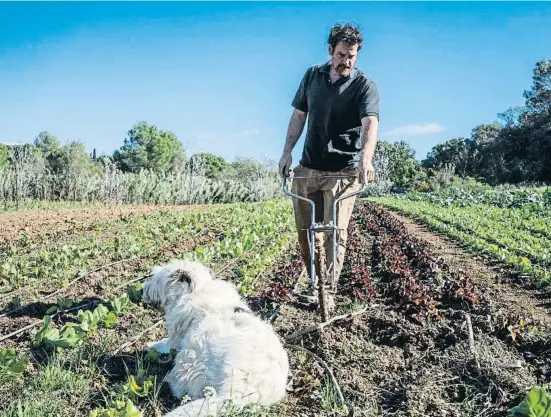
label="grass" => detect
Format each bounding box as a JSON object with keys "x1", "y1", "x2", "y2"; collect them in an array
[{"x1": 1, "y1": 345, "x2": 101, "y2": 416}]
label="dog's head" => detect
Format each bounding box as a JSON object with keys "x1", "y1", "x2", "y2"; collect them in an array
[{"x1": 142, "y1": 259, "x2": 215, "y2": 309}]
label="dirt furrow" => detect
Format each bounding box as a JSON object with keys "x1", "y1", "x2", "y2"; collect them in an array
[
  {"x1": 0, "y1": 203, "x2": 212, "y2": 250},
  {"x1": 0, "y1": 230, "x2": 219, "y2": 350},
  {"x1": 385, "y1": 209, "x2": 551, "y2": 326}
]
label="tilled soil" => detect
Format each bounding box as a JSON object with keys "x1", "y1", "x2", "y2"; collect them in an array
[
  {"x1": 387, "y1": 210, "x2": 551, "y2": 326},
  {"x1": 0, "y1": 203, "x2": 212, "y2": 250},
  {"x1": 252, "y1": 201, "x2": 551, "y2": 417}
]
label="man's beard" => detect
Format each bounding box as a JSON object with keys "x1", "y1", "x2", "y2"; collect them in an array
[{"x1": 336, "y1": 63, "x2": 351, "y2": 75}]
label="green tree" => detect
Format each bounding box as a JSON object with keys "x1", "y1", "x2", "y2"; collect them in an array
[
  {"x1": 188, "y1": 153, "x2": 229, "y2": 178},
  {"x1": 113, "y1": 121, "x2": 186, "y2": 173},
  {"x1": 34, "y1": 131, "x2": 61, "y2": 156},
  {"x1": 228, "y1": 157, "x2": 268, "y2": 178},
  {"x1": 522, "y1": 59, "x2": 551, "y2": 181},
  {"x1": 422, "y1": 137, "x2": 470, "y2": 176},
  {"x1": 33, "y1": 131, "x2": 62, "y2": 172},
  {"x1": 523, "y1": 58, "x2": 551, "y2": 115},
  {"x1": 55, "y1": 141, "x2": 95, "y2": 173},
  {"x1": 376, "y1": 141, "x2": 423, "y2": 188}
]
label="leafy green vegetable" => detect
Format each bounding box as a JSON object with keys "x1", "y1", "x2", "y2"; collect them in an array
[
  {"x1": 0, "y1": 348, "x2": 29, "y2": 383},
  {"x1": 88, "y1": 399, "x2": 142, "y2": 417},
  {"x1": 33, "y1": 315, "x2": 86, "y2": 351},
  {"x1": 508, "y1": 386, "x2": 551, "y2": 417},
  {"x1": 108, "y1": 294, "x2": 132, "y2": 316},
  {"x1": 126, "y1": 282, "x2": 143, "y2": 303}
]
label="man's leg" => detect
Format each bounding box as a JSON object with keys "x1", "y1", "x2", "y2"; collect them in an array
[
  {"x1": 322, "y1": 174, "x2": 361, "y2": 292},
  {"x1": 291, "y1": 165, "x2": 323, "y2": 290}
]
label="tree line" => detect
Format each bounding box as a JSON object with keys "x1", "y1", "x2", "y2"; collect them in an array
[
  {"x1": 0, "y1": 122, "x2": 286, "y2": 207},
  {"x1": 2, "y1": 56, "x2": 547, "y2": 207},
  {"x1": 422, "y1": 58, "x2": 551, "y2": 185},
  {"x1": 0, "y1": 121, "x2": 257, "y2": 181},
  {"x1": 0, "y1": 120, "x2": 480, "y2": 207}
]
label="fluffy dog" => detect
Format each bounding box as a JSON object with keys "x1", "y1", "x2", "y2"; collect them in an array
[{"x1": 142, "y1": 259, "x2": 290, "y2": 417}]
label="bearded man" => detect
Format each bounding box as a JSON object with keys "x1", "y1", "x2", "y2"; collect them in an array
[{"x1": 279, "y1": 22, "x2": 380, "y2": 309}]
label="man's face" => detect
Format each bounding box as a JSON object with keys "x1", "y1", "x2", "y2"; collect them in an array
[{"x1": 329, "y1": 41, "x2": 359, "y2": 77}]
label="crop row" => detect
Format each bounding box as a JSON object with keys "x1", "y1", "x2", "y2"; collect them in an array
[
  {"x1": 379, "y1": 198, "x2": 551, "y2": 265},
  {"x1": 372, "y1": 197, "x2": 551, "y2": 286},
  {"x1": 0, "y1": 200, "x2": 296, "y2": 416},
  {"x1": 405, "y1": 185, "x2": 551, "y2": 211},
  {"x1": 1, "y1": 199, "x2": 295, "y2": 340},
  {"x1": 355, "y1": 201, "x2": 480, "y2": 323},
  {"x1": 0, "y1": 200, "x2": 293, "y2": 309},
  {"x1": 1, "y1": 206, "x2": 221, "y2": 294}
]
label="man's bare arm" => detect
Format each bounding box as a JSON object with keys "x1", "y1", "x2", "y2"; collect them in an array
[
  {"x1": 360, "y1": 115, "x2": 379, "y2": 164},
  {"x1": 283, "y1": 108, "x2": 307, "y2": 154},
  {"x1": 279, "y1": 108, "x2": 307, "y2": 176},
  {"x1": 358, "y1": 115, "x2": 379, "y2": 183}
]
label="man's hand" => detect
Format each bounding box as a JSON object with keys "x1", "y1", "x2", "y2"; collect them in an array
[
  {"x1": 279, "y1": 151, "x2": 292, "y2": 177},
  {"x1": 358, "y1": 158, "x2": 375, "y2": 184}
]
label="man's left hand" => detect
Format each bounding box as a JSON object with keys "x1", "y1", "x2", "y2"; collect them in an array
[{"x1": 358, "y1": 159, "x2": 375, "y2": 184}]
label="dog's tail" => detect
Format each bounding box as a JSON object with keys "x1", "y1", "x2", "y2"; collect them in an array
[{"x1": 163, "y1": 396, "x2": 242, "y2": 417}]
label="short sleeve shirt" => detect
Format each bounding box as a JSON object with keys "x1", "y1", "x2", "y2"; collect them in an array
[{"x1": 291, "y1": 61, "x2": 379, "y2": 171}]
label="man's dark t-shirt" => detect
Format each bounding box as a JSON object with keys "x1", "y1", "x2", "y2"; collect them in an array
[{"x1": 291, "y1": 61, "x2": 379, "y2": 172}]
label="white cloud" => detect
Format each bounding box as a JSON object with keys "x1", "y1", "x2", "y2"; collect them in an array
[
  {"x1": 386, "y1": 123, "x2": 447, "y2": 137},
  {"x1": 0, "y1": 141, "x2": 24, "y2": 146}
]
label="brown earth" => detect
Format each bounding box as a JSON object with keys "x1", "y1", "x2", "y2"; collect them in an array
[
  {"x1": 0, "y1": 203, "x2": 212, "y2": 250},
  {"x1": 246, "y1": 204, "x2": 551, "y2": 417},
  {"x1": 0, "y1": 228, "x2": 220, "y2": 351}
]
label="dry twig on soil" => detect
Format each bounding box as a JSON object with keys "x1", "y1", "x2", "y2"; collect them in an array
[
  {"x1": 114, "y1": 274, "x2": 152, "y2": 291},
  {"x1": 0, "y1": 300, "x2": 99, "y2": 342},
  {"x1": 0, "y1": 257, "x2": 139, "y2": 319},
  {"x1": 285, "y1": 305, "x2": 375, "y2": 342},
  {"x1": 465, "y1": 312, "x2": 481, "y2": 371}
]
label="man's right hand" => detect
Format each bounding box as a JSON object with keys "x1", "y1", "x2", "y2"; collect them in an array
[{"x1": 279, "y1": 151, "x2": 292, "y2": 177}]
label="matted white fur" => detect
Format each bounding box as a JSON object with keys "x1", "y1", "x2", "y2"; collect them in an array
[{"x1": 142, "y1": 259, "x2": 290, "y2": 417}]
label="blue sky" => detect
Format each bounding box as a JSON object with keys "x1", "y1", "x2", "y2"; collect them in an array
[{"x1": 1, "y1": 2, "x2": 550, "y2": 165}]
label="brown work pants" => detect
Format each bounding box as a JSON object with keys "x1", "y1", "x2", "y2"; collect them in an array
[{"x1": 290, "y1": 164, "x2": 361, "y2": 291}]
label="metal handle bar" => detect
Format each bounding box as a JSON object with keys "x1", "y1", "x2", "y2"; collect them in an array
[
  {"x1": 281, "y1": 174, "x2": 367, "y2": 206},
  {"x1": 290, "y1": 175, "x2": 358, "y2": 179},
  {"x1": 281, "y1": 172, "x2": 367, "y2": 291}
]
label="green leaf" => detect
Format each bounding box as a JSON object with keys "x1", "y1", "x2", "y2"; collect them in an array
[
  {"x1": 8, "y1": 355, "x2": 29, "y2": 374},
  {"x1": 104, "y1": 312, "x2": 118, "y2": 328},
  {"x1": 45, "y1": 306, "x2": 58, "y2": 315},
  {"x1": 509, "y1": 386, "x2": 551, "y2": 417}
]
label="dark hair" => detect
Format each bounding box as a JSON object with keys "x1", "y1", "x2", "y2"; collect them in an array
[{"x1": 327, "y1": 23, "x2": 363, "y2": 51}]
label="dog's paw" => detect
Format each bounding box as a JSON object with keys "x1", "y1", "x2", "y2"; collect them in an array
[{"x1": 143, "y1": 339, "x2": 171, "y2": 354}]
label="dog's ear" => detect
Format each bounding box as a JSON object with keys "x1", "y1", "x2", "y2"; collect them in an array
[
  {"x1": 177, "y1": 269, "x2": 192, "y2": 284},
  {"x1": 169, "y1": 269, "x2": 192, "y2": 285}
]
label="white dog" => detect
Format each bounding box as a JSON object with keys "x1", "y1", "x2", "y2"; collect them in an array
[{"x1": 141, "y1": 259, "x2": 290, "y2": 417}]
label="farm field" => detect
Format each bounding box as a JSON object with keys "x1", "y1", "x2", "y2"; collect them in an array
[
  {"x1": 0, "y1": 202, "x2": 215, "y2": 251},
  {"x1": 372, "y1": 188, "x2": 551, "y2": 288},
  {"x1": 1, "y1": 192, "x2": 551, "y2": 417}
]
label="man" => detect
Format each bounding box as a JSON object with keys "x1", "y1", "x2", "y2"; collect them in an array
[{"x1": 279, "y1": 23, "x2": 379, "y2": 310}]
